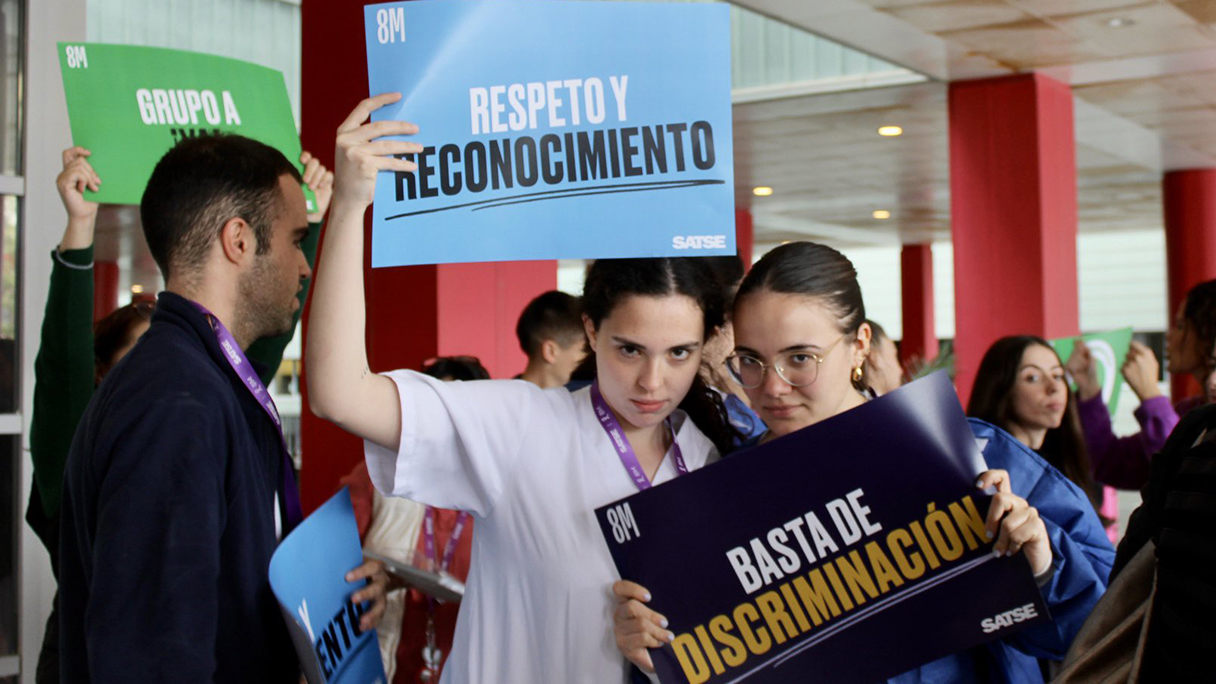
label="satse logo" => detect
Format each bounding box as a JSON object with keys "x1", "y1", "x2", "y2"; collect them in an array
[
  {"x1": 981, "y1": 602, "x2": 1039, "y2": 633},
  {"x1": 672, "y1": 234, "x2": 726, "y2": 249}
]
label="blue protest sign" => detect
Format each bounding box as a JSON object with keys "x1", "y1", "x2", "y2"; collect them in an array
[
  {"x1": 269, "y1": 489, "x2": 386, "y2": 684},
  {"x1": 596, "y1": 373, "x2": 1050, "y2": 683},
  {"x1": 364, "y1": 0, "x2": 734, "y2": 267}
]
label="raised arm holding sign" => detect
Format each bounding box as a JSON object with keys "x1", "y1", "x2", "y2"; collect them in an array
[{"x1": 307, "y1": 87, "x2": 745, "y2": 681}]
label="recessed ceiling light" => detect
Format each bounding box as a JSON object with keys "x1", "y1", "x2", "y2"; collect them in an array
[
  {"x1": 130, "y1": 284, "x2": 144, "y2": 294},
  {"x1": 753, "y1": 186, "x2": 773, "y2": 197},
  {"x1": 873, "y1": 210, "x2": 891, "y2": 220},
  {"x1": 1106, "y1": 17, "x2": 1134, "y2": 28},
  {"x1": 878, "y1": 126, "x2": 903, "y2": 137}
]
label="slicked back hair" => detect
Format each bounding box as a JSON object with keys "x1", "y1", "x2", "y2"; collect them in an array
[{"x1": 735, "y1": 242, "x2": 868, "y2": 392}]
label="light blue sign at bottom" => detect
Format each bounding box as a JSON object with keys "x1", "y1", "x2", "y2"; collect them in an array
[
  {"x1": 364, "y1": 0, "x2": 735, "y2": 266},
  {"x1": 269, "y1": 489, "x2": 386, "y2": 684}
]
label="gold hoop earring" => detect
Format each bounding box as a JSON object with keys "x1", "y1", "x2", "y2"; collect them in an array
[{"x1": 853, "y1": 366, "x2": 864, "y2": 383}]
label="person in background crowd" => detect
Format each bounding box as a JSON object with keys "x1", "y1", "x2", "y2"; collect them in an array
[
  {"x1": 613, "y1": 242, "x2": 1111, "y2": 684},
  {"x1": 1072, "y1": 389, "x2": 1216, "y2": 680},
  {"x1": 1066, "y1": 281, "x2": 1216, "y2": 492},
  {"x1": 306, "y1": 94, "x2": 736, "y2": 683},
  {"x1": 27, "y1": 147, "x2": 333, "y2": 683},
  {"x1": 699, "y1": 255, "x2": 766, "y2": 445},
  {"x1": 342, "y1": 355, "x2": 488, "y2": 683},
  {"x1": 863, "y1": 319, "x2": 904, "y2": 396},
  {"x1": 422, "y1": 355, "x2": 491, "y2": 382},
  {"x1": 515, "y1": 290, "x2": 585, "y2": 388},
  {"x1": 57, "y1": 135, "x2": 387, "y2": 682},
  {"x1": 969, "y1": 336, "x2": 1113, "y2": 541}
]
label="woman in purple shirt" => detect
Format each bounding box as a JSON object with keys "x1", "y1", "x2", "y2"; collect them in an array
[{"x1": 1066, "y1": 279, "x2": 1216, "y2": 491}]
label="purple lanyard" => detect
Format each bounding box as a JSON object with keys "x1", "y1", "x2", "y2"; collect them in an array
[
  {"x1": 589, "y1": 380, "x2": 687, "y2": 490},
  {"x1": 423, "y1": 507, "x2": 469, "y2": 611},
  {"x1": 192, "y1": 302, "x2": 304, "y2": 532},
  {"x1": 423, "y1": 507, "x2": 469, "y2": 574}
]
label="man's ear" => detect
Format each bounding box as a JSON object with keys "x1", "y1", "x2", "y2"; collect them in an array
[
  {"x1": 582, "y1": 314, "x2": 598, "y2": 353},
  {"x1": 218, "y1": 217, "x2": 255, "y2": 266},
  {"x1": 541, "y1": 339, "x2": 560, "y2": 364}
]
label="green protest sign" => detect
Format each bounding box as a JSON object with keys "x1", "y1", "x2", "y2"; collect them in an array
[
  {"x1": 58, "y1": 43, "x2": 315, "y2": 212},
  {"x1": 1052, "y1": 328, "x2": 1134, "y2": 417}
]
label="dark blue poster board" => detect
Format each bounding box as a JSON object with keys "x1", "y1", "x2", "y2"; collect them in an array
[{"x1": 595, "y1": 372, "x2": 1050, "y2": 684}]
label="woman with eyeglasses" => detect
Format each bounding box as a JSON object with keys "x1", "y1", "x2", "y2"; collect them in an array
[
  {"x1": 613, "y1": 242, "x2": 1112, "y2": 684},
  {"x1": 26, "y1": 146, "x2": 333, "y2": 684}
]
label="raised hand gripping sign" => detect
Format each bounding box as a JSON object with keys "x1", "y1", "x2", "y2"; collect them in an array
[
  {"x1": 57, "y1": 43, "x2": 316, "y2": 211},
  {"x1": 596, "y1": 373, "x2": 1051, "y2": 684},
  {"x1": 363, "y1": 0, "x2": 734, "y2": 267},
  {"x1": 1051, "y1": 328, "x2": 1134, "y2": 414}
]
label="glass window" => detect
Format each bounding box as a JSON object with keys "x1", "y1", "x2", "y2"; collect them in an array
[
  {"x1": 0, "y1": 0, "x2": 20, "y2": 176},
  {"x1": 0, "y1": 197, "x2": 15, "y2": 415}
]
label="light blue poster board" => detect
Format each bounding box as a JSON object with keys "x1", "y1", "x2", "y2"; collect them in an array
[
  {"x1": 269, "y1": 489, "x2": 386, "y2": 684},
  {"x1": 364, "y1": 0, "x2": 734, "y2": 267}
]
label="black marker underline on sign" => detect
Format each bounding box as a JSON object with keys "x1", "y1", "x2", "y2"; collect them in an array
[
  {"x1": 471, "y1": 181, "x2": 716, "y2": 212},
  {"x1": 383, "y1": 179, "x2": 725, "y2": 221}
]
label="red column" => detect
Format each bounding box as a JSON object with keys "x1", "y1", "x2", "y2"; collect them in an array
[
  {"x1": 1163, "y1": 169, "x2": 1216, "y2": 401},
  {"x1": 299, "y1": 0, "x2": 557, "y2": 512},
  {"x1": 735, "y1": 208, "x2": 754, "y2": 273},
  {"x1": 899, "y1": 243, "x2": 937, "y2": 368},
  {"x1": 948, "y1": 73, "x2": 1080, "y2": 403},
  {"x1": 93, "y1": 260, "x2": 119, "y2": 322}
]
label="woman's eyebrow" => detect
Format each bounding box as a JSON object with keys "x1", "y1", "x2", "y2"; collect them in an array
[{"x1": 1019, "y1": 364, "x2": 1063, "y2": 373}]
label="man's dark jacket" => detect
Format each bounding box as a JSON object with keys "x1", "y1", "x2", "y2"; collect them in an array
[{"x1": 58, "y1": 292, "x2": 297, "y2": 683}]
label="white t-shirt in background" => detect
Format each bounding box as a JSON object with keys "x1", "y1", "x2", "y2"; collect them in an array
[{"x1": 364, "y1": 371, "x2": 718, "y2": 684}]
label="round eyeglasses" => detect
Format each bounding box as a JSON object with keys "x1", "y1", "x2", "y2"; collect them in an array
[{"x1": 724, "y1": 335, "x2": 845, "y2": 389}]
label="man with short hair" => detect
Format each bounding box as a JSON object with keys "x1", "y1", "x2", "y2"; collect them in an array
[
  {"x1": 58, "y1": 134, "x2": 385, "y2": 682},
  {"x1": 516, "y1": 290, "x2": 585, "y2": 388}
]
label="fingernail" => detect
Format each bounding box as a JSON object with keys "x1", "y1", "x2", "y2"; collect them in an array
[
  {"x1": 992, "y1": 549, "x2": 1002, "y2": 559},
  {"x1": 975, "y1": 478, "x2": 984, "y2": 488},
  {"x1": 666, "y1": 632, "x2": 675, "y2": 643},
  {"x1": 643, "y1": 592, "x2": 651, "y2": 602},
  {"x1": 660, "y1": 618, "x2": 669, "y2": 629}
]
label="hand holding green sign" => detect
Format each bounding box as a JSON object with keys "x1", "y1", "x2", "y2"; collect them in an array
[
  {"x1": 58, "y1": 43, "x2": 316, "y2": 212},
  {"x1": 1052, "y1": 328, "x2": 1135, "y2": 416}
]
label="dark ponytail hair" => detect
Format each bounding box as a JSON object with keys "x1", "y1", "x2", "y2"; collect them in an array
[
  {"x1": 734, "y1": 242, "x2": 870, "y2": 393},
  {"x1": 968, "y1": 336, "x2": 1104, "y2": 517},
  {"x1": 1183, "y1": 279, "x2": 1216, "y2": 370},
  {"x1": 577, "y1": 258, "x2": 740, "y2": 454}
]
